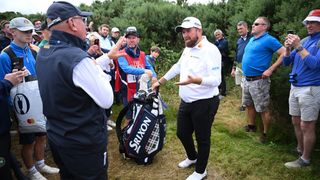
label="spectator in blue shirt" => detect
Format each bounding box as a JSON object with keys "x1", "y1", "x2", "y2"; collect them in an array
[
  {"x1": 241, "y1": 17, "x2": 285, "y2": 143},
  {"x1": 283, "y1": 9, "x2": 320, "y2": 168}
]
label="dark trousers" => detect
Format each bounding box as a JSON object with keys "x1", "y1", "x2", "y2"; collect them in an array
[
  {"x1": 48, "y1": 139, "x2": 108, "y2": 180},
  {"x1": 0, "y1": 133, "x2": 12, "y2": 180},
  {"x1": 219, "y1": 65, "x2": 227, "y2": 96},
  {"x1": 176, "y1": 96, "x2": 220, "y2": 173}
]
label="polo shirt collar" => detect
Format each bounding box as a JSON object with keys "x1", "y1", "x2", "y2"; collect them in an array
[
  {"x1": 309, "y1": 31, "x2": 320, "y2": 39},
  {"x1": 253, "y1": 32, "x2": 268, "y2": 40},
  {"x1": 193, "y1": 36, "x2": 207, "y2": 49}
]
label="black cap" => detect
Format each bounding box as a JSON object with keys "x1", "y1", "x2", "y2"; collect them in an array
[
  {"x1": 35, "y1": 21, "x2": 48, "y2": 33},
  {"x1": 125, "y1": 26, "x2": 139, "y2": 38},
  {"x1": 47, "y1": 1, "x2": 92, "y2": 28},
  {"x1": 41, "y1": 21, "x2": 48, "y2": 31}
]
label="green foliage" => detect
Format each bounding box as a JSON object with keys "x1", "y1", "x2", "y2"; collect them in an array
[
  {"x1": 2, "y1": 0, "x2": 320, "y2": 143},
  {"x1": 156, "y1": 46, "x2": 181, "y2": 74}
]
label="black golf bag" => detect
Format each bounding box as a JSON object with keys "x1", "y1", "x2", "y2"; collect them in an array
[{"x1": 115, "y1": 88, "x2": 166, "y2": 165}]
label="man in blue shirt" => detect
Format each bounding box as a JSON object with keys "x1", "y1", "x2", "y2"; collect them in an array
[
  {"x1": 283, "y1": 9, "x2": 320, "y2": 168},
  {"x1": 0, "y1": 17, "x2": 59, "y2": 180},
  {"x1": 242, "y1": 16, "x2": 285, "y2": 143}
]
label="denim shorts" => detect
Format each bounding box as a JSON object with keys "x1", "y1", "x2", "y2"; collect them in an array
[
  {"x1": 289, "y1": 86, "x2": 320, "y2": 121},
  {"x1": 242, "y1": 78, "x2": 270, "y2": 112}
]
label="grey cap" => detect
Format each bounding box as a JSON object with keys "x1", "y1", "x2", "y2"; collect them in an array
[{"x1": 9, "y1": 17, "x2": 34, "y2": 31}]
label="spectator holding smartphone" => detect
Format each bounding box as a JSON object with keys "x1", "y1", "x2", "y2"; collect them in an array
[
  {"x1": 283, "y1": 9, "x2": 320, "y2": 168},
  {"x1": 0, "y1": 17, "x2": 59, "y2": 180}
]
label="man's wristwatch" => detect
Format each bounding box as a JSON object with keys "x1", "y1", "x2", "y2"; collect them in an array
[{"x1": 296, "y1": 46, "x2": 304, "y2": 52}]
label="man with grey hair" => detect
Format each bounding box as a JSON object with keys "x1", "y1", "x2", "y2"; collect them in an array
[
  {"x1": 153, "y1": 17, "x2": 221, "y2": 180},
  {"x1": 242, "y1": 16, "x2": 285, "y2": 143},
  {"x1": 36, "y1": 1, "x2": 124, "y2": 179},
  {"x1": 214, "y1": 29, "x2": 230, "y2": 98}
]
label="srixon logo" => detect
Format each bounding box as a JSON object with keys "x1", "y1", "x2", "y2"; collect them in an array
[{"x1": 129, "y1": 116, "x2": 151, "y2": 154}]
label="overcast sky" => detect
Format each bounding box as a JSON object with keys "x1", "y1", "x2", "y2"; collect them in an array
[{"x1": 0, "y1": 0, "x2": 214, "y2": 15}]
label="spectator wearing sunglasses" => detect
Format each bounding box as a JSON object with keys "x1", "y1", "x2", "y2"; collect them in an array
[{"x1": 241, "y1": 16, "x2": 285, "y2": 143}]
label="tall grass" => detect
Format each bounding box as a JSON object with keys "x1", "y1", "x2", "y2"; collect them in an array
[{"x1": 157, "y1": 76, "x2": 320, "y2": 179}]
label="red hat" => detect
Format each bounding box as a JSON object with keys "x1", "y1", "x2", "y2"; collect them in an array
[{"x1": 303, "y1": 9, "x2": 320, "y2": 25}]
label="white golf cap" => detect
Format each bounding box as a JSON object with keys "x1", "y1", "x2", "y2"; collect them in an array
[
  {"x1": 111, "y1": 27, "x2": 120, "y2": 33},
  {"x1": 175, "y1": 17, "x2": 202, "y2": 33}
]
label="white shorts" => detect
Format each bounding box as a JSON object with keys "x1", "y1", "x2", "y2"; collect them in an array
[{"x1": 289, "y1": 86, "x2": 320, "y2": 121}]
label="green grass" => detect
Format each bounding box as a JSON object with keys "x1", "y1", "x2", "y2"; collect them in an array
[{"x1": 111, "y1": 77, "x2": 320, "y2": 179}]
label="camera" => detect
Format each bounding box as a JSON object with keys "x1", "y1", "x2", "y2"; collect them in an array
[
  {"x1": 287, "y1": 30, "x2": 295, "y2": 34},
  {"x1": 13, "y1": 57, "x2": 24, "y2": 70}
]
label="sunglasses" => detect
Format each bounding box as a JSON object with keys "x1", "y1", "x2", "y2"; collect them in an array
[{"x1": 253, "y1": 23, "x2": 266, "y2": 26}]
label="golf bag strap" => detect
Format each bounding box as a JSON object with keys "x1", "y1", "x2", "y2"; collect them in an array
[{"x1": 115, "y1": 100, "x2": 133, "y2": 143}]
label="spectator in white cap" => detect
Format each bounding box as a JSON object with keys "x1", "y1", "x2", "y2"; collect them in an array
[
  {"x1": 283, "y1": 9, "x2": 320, "y2": 169},
  {"x1": 153, "y1": 16, "x2": 221, "y2": 180},
  {"x1": 111, "y1": 27, "x2": 120, "y2": 43},
  {"x1": 0, "y1": 16, "x2": 60, "y2": 180}
]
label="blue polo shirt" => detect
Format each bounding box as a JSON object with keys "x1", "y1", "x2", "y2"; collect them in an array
[
  {"x1": 282, "y1": 32, "x2": 320, "y2": 86},
  {"x1": 242, "y1": 32, "x2": 282, "y2": 76}
]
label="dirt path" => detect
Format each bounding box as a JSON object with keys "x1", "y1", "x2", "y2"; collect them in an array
[{"x1": 11, "y1": 129, "x2": 223, "y2": 180}]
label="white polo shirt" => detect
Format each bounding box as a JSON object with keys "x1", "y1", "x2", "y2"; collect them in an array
[{"x1": 163, "y1": 36, "x2": 221, "y2": 103}]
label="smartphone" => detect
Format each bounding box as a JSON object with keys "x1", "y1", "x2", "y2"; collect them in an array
[
  {"x1": 12, "y1": 57, "x2": 24, "y2": 70},
  {"x1": 94, "y1": 39, "x2": 100, "y2": 45},
  {"x1": 287, "y1": 30, "x2": 295, "y2": 34}
]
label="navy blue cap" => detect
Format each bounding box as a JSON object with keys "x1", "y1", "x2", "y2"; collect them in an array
[{"x1": 47, "y1": 1, "x2": 92, "y2": 28}]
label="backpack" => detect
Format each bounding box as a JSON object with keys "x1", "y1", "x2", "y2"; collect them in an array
[
  {"x1": 115, "y1": 75, "x2": 166, "y2": 165},
  {"x1": 3, "y1": 46, "x2": 37, "y2": 70}
]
